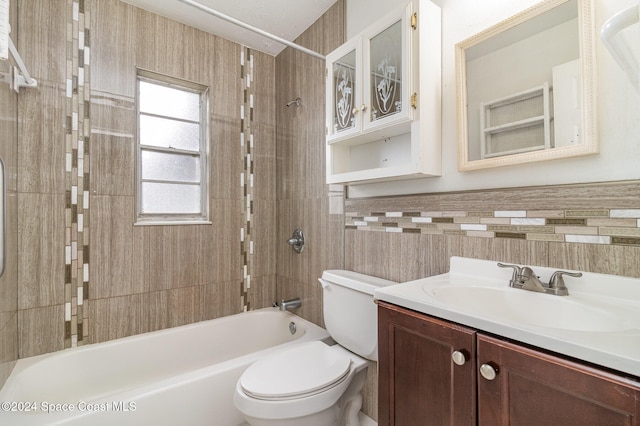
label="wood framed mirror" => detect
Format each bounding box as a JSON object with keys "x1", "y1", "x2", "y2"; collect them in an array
[{"x1": 456, "y1": 0, "x2": 597, "y2": 172}]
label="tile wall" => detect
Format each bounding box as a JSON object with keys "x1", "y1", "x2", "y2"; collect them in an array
[
  {"x1": 345, "y1": 181, "x2": 640, "y2": 282},
  {"x1": 64, "y1": 0, "x2": 91, "y2": 350},
  {"x1": 14, "y1": 0, "x2": 277, "y2": 358},
  {"x1": 275, "y1": 0, "x2": 346, "y2": 327}
]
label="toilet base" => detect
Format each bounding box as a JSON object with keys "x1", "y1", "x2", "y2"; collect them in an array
[
  {"x1": 238, "y1": 361, "x2": 370, "y2": 426},
  {"x1": 242, "y1": 405, "x2": 339, "y2": 426}
]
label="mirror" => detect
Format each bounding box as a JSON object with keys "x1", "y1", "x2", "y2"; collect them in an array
[{"x1": 456, "y1": 0, "x2": 597, "y2": 171}]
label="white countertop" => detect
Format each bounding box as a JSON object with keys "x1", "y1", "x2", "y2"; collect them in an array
[{"x1": 374, "y1": 257, "x2": 640, "y2": 379}]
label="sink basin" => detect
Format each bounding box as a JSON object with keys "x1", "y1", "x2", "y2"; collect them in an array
[
  {"x1": 374, "y1": 257, "x2": 640, "y2": 377},
  {"x1": 423, "y1": 284, "x2": 632, "y2": 333}
]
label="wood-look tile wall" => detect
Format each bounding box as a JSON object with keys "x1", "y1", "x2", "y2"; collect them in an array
[
  {"x1": 14, "y1": 0, "x2": 277, "y2": 357},
  {"x1": 86, "y1": 1, "x2": 277, "y2": 342},
  {"x1": 345, "y1": 181, "x2": 640, "y2": 282},
  {"x1": 275, "y1": 0, "x2": 346, "y2": 327},
  {"x1": 0, "y1": 0, "x2": 18, "y2": 389},
  {"x1": 15, "y1": 0, "x2": 67, "y2": 358}
]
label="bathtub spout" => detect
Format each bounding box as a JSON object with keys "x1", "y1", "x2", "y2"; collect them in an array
[{"x1": 279, "y1": 298, "x2": 302, "y2": 311}]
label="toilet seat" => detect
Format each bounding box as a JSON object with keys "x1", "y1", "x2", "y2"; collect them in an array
[{"x1": 239, "y1": 341, "x2": 352, "y2": 401}]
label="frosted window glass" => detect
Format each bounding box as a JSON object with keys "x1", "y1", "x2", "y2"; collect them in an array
[
  {"x1": 136, "y1": 72, "x2": 208, "y2": 222},
  {"x1": 141, "y1": 150, "x2": 200, "y2": 182},
  {"x1": 139, "y1": 81, "x2": 200, "y2": 121},
  {"x1": 140, "y1": 115, "x2": 200, "y2": 151},
  {"x1": 141, "y1": 182, "x2": 201, "y2": 214}
]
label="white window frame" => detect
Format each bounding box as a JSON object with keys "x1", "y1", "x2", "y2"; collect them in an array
[{"x1": 135, "y1": 70, "x2": 210, "y2": 225}]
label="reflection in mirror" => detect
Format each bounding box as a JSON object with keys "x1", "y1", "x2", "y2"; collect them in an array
[{"x1": 456, "y1": 0, "x2": 597, "y2": 171}]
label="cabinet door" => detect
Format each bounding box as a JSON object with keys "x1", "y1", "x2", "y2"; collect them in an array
[
  {"x1": 362, "y1": 2, "x2": 414, "y2": 133},
  {"x1": 326, "y1": 38, "x2": 362, "y2": 143},
  {"x1": 378, "y1": 302, "x2": 476, "y2": 426},
  {"x1": 477, "y1": 334, "x2": 640, "y2": 426}
]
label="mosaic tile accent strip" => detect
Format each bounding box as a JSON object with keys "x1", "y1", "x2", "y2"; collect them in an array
[
  {"x1": 345, "y1": 209, "x2": 640, "y2": 247},
  {"x1": 240, "y1": 47, "x2": 254, "y2": 311},
  {"x1": 64, "y1": 0, "x2": 90, "y2": 348}
]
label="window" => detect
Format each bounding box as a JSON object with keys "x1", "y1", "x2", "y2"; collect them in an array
[{"x1": 136, "y1": 70, "x2": 209, "y2": 224}]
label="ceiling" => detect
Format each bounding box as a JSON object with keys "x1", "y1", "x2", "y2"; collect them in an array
[{"x1": 122, "y1": 0, "x2": 338, "y2": 56}]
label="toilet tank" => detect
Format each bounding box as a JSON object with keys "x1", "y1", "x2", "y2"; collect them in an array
[{"x1": 320, "y1": 270, "x2": 396, "y2": 361}]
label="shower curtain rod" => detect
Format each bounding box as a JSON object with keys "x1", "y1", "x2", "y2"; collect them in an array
[
  {"x1": 8, "y1": 37, "x2": 35, "y2": 86},
  {"x1": 178, "y1": 0, "x2": 326, "y2": 60},
  {"x1": 1, "y1": 33, "x2": 38, "y2": 92}
]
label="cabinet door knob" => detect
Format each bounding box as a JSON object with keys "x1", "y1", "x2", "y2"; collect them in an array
[
  {"x1": 451, "y1": 350, "x2": 467, "y2": 366},
  {"x1": 479, "y1": 363, "x2": 498, "y2": 381},
  {"x1": 360, "y1": 104, "x2": 367, "y2": 112},
  {"x1": 352, "y1": 107, "x2": 360, "y2": 114}
]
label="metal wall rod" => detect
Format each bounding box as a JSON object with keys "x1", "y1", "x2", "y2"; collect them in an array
[{"x1": 178, "y1": 0, "x2": 326, "y2": 60}]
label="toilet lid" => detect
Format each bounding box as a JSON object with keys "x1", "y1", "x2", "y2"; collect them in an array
[{"x1": 239, "y1": 341, "x2": 352, "y2": 400}]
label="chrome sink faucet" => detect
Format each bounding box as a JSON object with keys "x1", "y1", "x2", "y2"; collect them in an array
[{"x1": 498, "y1": 263, "x2": 582, "y2": 296}]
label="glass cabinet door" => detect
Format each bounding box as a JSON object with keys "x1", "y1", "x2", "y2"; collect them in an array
[
  {"x1": 333, "y1": 49, "x2": 357, "y2": 134},
  {"x1": 369, "y1": 19, "x2": 403, "y2": 122},
  {"x1": 326, "y1": 39, "x2": 362, "y2": 143},
  {"x1": 363, "y1": 4, "x2": 413, "y2": 132}
]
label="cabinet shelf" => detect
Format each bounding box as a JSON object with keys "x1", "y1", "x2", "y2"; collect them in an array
[
  {"x1": 483, "y1": 115, "x2": 545, "y2": 134},
  {"x1": 326, "y1": 119, "x2": 411, "y2": 147}
]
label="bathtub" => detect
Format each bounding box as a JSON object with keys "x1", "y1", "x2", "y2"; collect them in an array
[{"x1": 0, "y1": 308, "x2": 329, "y2": 425}]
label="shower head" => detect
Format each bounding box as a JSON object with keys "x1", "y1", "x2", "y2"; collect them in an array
[{"x1": 286, "y1": 98, "x2": 301, "y2": 107}]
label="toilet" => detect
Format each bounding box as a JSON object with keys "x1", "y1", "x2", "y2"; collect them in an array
[{"x1": 233, "y1": 270, "x2": 395, "y2": 426}]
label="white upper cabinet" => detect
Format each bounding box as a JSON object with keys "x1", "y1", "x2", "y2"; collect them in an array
[
  {"x1": 326, "y1": 0, "x2": 441, "y2": 184},
  {"x1": 327, "y1": 4, "x2": 414, "y2": 144}
]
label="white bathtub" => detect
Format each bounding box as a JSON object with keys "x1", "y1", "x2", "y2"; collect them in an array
[{"x1": 0, "y1": 308, "x2": 330, "y2": 425}]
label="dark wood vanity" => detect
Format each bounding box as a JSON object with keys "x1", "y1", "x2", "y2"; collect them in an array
[{"x1": 378, "y1": 301, "x2": 640, "y2": 426}]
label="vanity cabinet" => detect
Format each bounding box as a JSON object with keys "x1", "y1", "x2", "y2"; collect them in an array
[
  {"x1": 325, "y1": 0, "x2": 441, "y2": 184},
  {"x1": 378, "y1": 301, "x2": 477, "y2": 425},
  {"x1": 378, "y1": 301, "x2": 640, "y2": 426}
]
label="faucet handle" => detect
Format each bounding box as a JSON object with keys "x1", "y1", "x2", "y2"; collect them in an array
[
  {"x1": 497, "y1": 263, "x2": 522, "y2": 283},
  {"x1": 548, "y1": 270, "x2": 582, "y2": 296}
]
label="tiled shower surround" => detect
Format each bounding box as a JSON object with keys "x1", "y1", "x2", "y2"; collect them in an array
[{"x1": 14, "y1": 0, "x2": 279, "y2": 359}]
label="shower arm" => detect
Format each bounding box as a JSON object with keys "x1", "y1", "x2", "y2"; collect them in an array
[{"x1": 178, "y1": 0, "x2": 326, "y2": 60}]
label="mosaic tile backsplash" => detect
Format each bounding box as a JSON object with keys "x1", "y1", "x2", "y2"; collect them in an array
[
  {"x1": 64, "y1": 0, "x2": 91, "y2": 348},
  {"x1": 346, "y1": 209, "x2": 640, "y2": 247},
  {"x1": 240, "y1": 46, "x2": 255, "y2": 312}
]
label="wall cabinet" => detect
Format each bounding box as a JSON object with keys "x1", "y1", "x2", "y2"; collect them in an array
[
  {"x1": 326, "y1": 3, "x2": 414, "y2": 145},
  {"x1": 378, "y1": 301, "x2": 640, "y2": 426},
  {"x1": 325, "y1": 0, "x2": 441, "y2": 184}
]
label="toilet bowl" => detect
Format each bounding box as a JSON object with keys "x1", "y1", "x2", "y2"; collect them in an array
[
  {"x1": 233, "y1": 270, "x2": 396, "y2": 426},
  {"x1": 234, "y1": 341, "x2": 370, "y2": 426}
]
